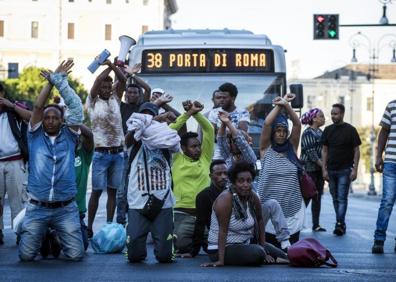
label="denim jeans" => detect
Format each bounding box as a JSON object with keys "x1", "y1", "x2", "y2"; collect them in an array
[
  {"x1": 374, "y1": 162, "x2": 396, "y2": 241},
  {"x1": 92, "y1": 151, "x2": 124, "y2": 191},
  {"x1": 116, "y1": 153, "x2": 129, "y2": 224},
  {"x1": 19, "y1": 201, "x2": 84, "y2": 261},
  {"x1": 328, "y1": 167, "x2": 352, "y2": 224}
]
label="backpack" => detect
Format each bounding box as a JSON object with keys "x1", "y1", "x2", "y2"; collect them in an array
[{"x1": 287, "y1": 238, "x2": 338, "y2": 268}]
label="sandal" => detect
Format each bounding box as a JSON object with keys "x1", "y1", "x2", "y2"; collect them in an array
[{"x1": 313, "y1": 226, "x2": 326, "y2": 232}]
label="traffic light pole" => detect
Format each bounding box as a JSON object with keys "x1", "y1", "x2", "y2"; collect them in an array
[{"x1": 340, "y1": 24, "x2": 396, "y2": 27}]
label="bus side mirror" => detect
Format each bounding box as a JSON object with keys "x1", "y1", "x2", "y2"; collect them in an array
[{"x1": 289, "y1": 84, "x2": 303, "y2": 109}]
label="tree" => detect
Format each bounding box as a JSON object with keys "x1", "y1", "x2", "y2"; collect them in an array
[{"x1": 1, "y1": 66, "x2": 88, "y2": 104}]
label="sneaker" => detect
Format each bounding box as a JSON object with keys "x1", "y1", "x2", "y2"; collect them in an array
[
  {"x1": 87, "y1": 228, "x2": 94, "y2": 239},
  {"x1": 0, "y1": 230, "x2": 4, "y2": 245},
  {"x1": 313, "y1": 226, "x2": 327, "y2": 232},
  {"x1": 333, "y1": 222, "x2": 344, "y2": 236},
  {"x1": 372, "y1": 240, "x2": 384, "y2": 254}
]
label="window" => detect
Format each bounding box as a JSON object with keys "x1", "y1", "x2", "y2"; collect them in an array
[
  {"x1": 69, "y1": 0, "x2": 74, "y2": 2},
  {"x1": 67, "y1": 23, "x2": 74, "y2": 39},
  {"x1": 143, "y1": 0, "x2": 149, "y2": 5},
  {"x1": 8, "y1": 63, "x2": 19, "y2": 79},
  {"x1": 105, "y1": 24, "x2": 111, "y2": 40},
  {"x1": 0, "y1": 20, "x2": 4, "y2": 37},
  {"x1": 141, "y1": 25, "x2": 148, "y2": 34},
  {"x1": 31, "y1": 21, "x2": 39, "y2": 38},
  {"x1": 106, "y1": 0, "x2": 111, "y2": 4}
]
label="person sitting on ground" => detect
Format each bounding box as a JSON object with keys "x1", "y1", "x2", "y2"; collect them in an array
[
  {"x1": 202, "y1": 160, "x2": 288, "y2": 267},
  {"x1": 18, "y1": 60, "x2": 84, "y2": 261},
  {"x1": 217, "y1": 111, "x2": 291, "y2": 250},
  {"x1": 168, "y1": 100, "x2": 215, "y2": 255}
]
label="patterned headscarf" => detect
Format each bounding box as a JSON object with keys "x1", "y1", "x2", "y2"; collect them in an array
[{"x1": 301, "y1": 108, "x2": 321, "y2": 125}]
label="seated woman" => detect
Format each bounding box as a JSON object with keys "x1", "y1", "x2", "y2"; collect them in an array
[{"x1": 202, "y1": 160, "x2": 287, "y2": 267}]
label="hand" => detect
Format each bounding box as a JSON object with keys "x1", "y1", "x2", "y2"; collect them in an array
[
  {"x1": 218, "y1": 111, "x2": 230, "y2": 124},
  {"x1": 40, "y1": 70, "x2": 53, "y2": 81},
  {"x1": 0, "y1": 97, "x2": 15, "y2": 109},
  {"x1": 156, "y1": 93, "x2": 173, "y2": 105},
  {"x1": 54, "y1": 59, "x2": 74, "y2": 75},
  {"x1": 182, "y1": 100, "x2": 193, "y2": 112},
  {"x1": 263, "y1": 254, "x2": 275, "y2": 264},
  {"x1": 101, "y1": 59, "x2": 111, "y2": 66},
  {"x1": 188, "y1": 101, "x2": 204, "y2": 115},
  {"x1": 375, "y1": 157, "x2": 384, "y2": 173},
  {"x1": 322, "y1": 170, "x2": 329, "y2": 182},
  {"x1": 175, "y1": 252, "x2": 193, "y2": 258},
  {"x1": 284, "y1": 93, "x2": 296, "y2": 102},
  {"x1": 350, "y1": 167, "x2": 358, "y2": 181},
  {"x1": 200, "y1": 260, "x2": 224, "y2": 267},
  {"x1": 124, "y1": 63, "x2": 142, "y2": 74},
  {"x1": 153, "y1": 112, "x2": 176, "y2": 124},
  {"x1": 272, "y1": 96, "x2": 287, "y2": 106}
]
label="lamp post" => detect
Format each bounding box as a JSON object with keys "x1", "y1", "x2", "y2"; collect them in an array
[{"x1": 349, "y1": 31, "x2": 396, "y2": 196}]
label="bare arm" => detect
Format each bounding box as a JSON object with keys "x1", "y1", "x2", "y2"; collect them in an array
[
  {"x1": 375, "y1": 127, "x2": 389, "y2": 172},
  {"x1": 259, "y1": 104, "x2": 282, "y2": 158},
  {"x1": 90, "y1": 66, "x2": 112, "y2": 100},
  {"x1": 321, "y1": 145, "x2": 329, "y2": 181},
  {"x1": 350, "y1": 146, "x2": 360, "y2": 181},
  {"x1": 201, "y1": 192, "x2": 232, "y2": 267},
  {"x1": 0, "y1": 98, "x2": 32, "y2": 121},
  {"x1": 124, "y1": 64, "x2": 151, "y2": 102},
  {"x1": 30, "y1": 81, "x2": 54, "y2": 128},
  {"x1": 79, "y1": 124, "x2": 94, "y2": 152},
  {"x1": 283, "y1": 102, "x2": 301, "y2": 152}
]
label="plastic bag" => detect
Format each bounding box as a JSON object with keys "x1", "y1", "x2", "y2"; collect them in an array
[{"x1": 91, "y1": 223, "x2": 126, "y2": 254}]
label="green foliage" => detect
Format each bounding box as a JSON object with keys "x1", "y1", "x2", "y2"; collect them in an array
[
  {"x1": 1, "y1": 66, "x2": 88, "y2": 104},
  {"x1": 357, "y1": 126, "x2": 379, "y2": 173}
]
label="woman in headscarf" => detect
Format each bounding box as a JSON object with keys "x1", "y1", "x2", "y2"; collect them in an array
[
  {"x1": 257, "y1": 94, "x2": 304, "y2": 247},
  {"x1": 300, "y1": 108, "x2": 326, "y2": 232},
  {"x1": 201, "y1": 160, "x2": 287, "y2": 267}
]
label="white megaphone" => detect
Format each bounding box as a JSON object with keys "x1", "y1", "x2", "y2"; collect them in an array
[{"x1": 115, "y1": 35, "x2": 136, "y2": 67}]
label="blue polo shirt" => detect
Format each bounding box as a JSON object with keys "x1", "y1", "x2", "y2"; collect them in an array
[{"x1": 27, "y1": 122, "x2": 79, "y2": 202}]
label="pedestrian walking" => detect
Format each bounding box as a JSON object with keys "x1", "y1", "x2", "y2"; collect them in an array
[
  {"x1": 321, "y1": 103, "x2": 361, "y2": 236},
  {"x1": 372, "y1": 100, "x2": 396, "y2": 253}
]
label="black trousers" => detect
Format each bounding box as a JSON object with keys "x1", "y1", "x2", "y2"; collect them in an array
[
  {"x1": 265, "y1": 231, "x2": 300, "y2": 248},
  {"x1": 308, "y1": 170, "x2": 325, "y2": 228}
]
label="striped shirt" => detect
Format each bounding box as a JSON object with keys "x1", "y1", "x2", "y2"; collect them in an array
[
  {"x1": 300, "y1": 127, "x2": 323, "y2": 172},
  {"x1": 257, "y1": 147, "x2": 304, "y2": 234},
  {"x1": 208, "y1": 202, "x2": 255, "y2": 250},
  {"x1": 381, "y1": 100, "x2": 396, "y2": 164}
]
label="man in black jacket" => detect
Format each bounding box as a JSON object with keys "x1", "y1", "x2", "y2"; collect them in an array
[{"x1": 0, "y1": 83, "x2": 31, "y2": 245}]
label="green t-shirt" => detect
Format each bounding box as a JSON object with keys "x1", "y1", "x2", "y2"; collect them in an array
[{"x1": 74, "y1": 146, "x2": 93, "y2": 213}]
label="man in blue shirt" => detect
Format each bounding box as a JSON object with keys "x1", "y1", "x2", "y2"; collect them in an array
[{"x1": 18, "y1": 60, "x2": 85, "y2": 261}]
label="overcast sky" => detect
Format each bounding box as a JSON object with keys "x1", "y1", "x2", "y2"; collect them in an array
[{"x1": 171, "y1": 0, "x2": 396, "y2": 78}]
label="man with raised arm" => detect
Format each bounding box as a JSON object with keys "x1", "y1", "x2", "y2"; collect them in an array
[
  {"x1": 86, "y1": 59, "x2": 126, "y2": 238},
  {"x1": 18, "y1": 60, "x2": 85, "y2": 261}
]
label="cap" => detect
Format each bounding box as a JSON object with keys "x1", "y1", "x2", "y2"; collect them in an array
[
  {"x1": 138, "y1": 102, "x2": 159, "y2": 116},
  {"x1": 151, "y1": 88, "x2": 165, "y2": 95}
]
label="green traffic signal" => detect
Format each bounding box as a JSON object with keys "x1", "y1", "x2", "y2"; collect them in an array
[{"x1": 328, "y1": 30, "x2": 337, "y2": 38}]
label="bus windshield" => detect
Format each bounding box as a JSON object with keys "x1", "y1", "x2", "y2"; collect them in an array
[{"x1": 140, "y1": 73, "x2": 285, "y2": 118}]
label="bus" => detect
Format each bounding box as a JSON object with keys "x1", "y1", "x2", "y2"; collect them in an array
[{"x1": 127, "y1": 29, "x2": 302, "y2": 153}]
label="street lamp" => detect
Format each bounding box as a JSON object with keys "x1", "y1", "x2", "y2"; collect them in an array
[{"x1": 349, "y1": 31, "x2": 396, "y2": 196}]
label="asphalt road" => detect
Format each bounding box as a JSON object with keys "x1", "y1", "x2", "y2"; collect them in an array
[{"x1": 1, "y1": 192, "x2": 396, "y2": 281}]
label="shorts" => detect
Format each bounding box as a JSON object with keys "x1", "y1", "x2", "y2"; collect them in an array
[{"x1": 92, "y1": 151, "x2": 124, "y2": 191}]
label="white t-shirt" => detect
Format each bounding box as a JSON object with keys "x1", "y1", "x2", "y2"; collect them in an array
[
  {"x1": 207, "y1": 106, "x2": 250, "y2": 129},
  {"x1": 0, "y1": 112, "x2": 20, "y2": 159},
  {"x1": 86, "y1": 95, "x2": 124, "y2": 148}
]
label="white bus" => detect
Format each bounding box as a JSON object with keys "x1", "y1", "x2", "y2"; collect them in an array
[{"x1": 128, "y1": 29, "x2": 302, "y2": 152}]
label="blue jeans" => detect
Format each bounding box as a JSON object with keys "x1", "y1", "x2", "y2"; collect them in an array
[
  {"x1": 374, "y1": 162, "x2": 396, "y2": 241},
  {"x1": 328, "y1": 168, "x2": 352, "y2": 224},
  {"x1": 19, "y1": 201, "x2": 84, "y2": 261},
  {"x1": 92, "y1": 151, "x2": 124, "y2": 191},
  {"x1": 116, "y1": 153, "x2": 129, "y2": 224}
]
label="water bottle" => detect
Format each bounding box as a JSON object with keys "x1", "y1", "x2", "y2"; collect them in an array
[{"x1": 87, "y1": 49, "x2": 111, "y2": 74}]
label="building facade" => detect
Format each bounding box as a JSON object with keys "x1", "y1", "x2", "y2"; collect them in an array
[{"x1": 0, "y1": 0, "x2": 177, "y2": 87}]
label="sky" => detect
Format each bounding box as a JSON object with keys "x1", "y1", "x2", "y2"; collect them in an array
[{"x1": 171, "y1": 0, "x2": 396, "y2": 79}]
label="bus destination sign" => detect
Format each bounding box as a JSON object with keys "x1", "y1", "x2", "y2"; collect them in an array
[{"x1": 141, "y1": 49, "x2": 274, "y2": 73}]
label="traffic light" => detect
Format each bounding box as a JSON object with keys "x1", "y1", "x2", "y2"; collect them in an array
[{"x1": 313, "y1": 14, "x2": 339, "y2": 40}]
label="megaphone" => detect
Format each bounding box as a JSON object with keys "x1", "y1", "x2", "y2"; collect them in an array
[{"x1": 115, "y1": 35, "x2": 136, "y2": 67}]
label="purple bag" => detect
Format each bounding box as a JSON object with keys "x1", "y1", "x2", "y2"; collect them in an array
[
  {"x1": 299, "y1": 171, "x2": 317, "y2": 200},
  {"x1": 288, "y1": 238, "x2": 338, "y2": 267}
]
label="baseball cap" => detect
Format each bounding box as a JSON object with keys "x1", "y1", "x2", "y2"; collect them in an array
[{"x1": 138, "y1": 102, "x2": 159, "y2": 116}]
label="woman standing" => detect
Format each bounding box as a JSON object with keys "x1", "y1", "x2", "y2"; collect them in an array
[
  {"x1": 257, "y1": 94, "x2": 304, "y2": 246},
  {"x1": 300, "y1": 108, "x2": 326, "y2": 232},
  {"x1": 202, "y1": 161, "x2": 287, "y2": 267}
]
